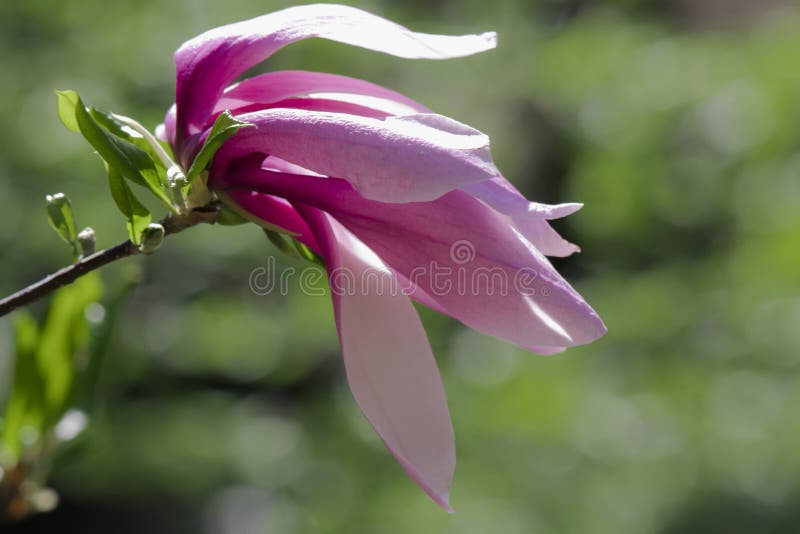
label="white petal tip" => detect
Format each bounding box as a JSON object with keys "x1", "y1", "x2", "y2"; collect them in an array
[
  {"x1": 536, "y1": 202, "x2": 583, "y2": 219},
  {"x1": 431, "y1": 490, "x2": 454, "y2": 513},
  {"x1": 481, "y1": 31, "x2": 498, "y2": 48},
  {"x1": 154, "y1": 123, "x2": 167, "y2": 142}
]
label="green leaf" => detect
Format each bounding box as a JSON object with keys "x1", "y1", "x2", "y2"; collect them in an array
[
  {"x1": 215, "y1": 205, "x2": 250, "y2": 226},
  {"x1": 89, "y1": 109, "x2": 158, "y2": 159},
  {"x1": 78, "y1": 267, "x2": 140, "y2": 415},
  {"x1": 46, "y1": 192, "x2": 80, "y2": 262},
  {"x1": 36, "y1": 273, "x2": 103, "y2": 425},
  {"x1": 186, "y1": 111, "x2": 251, "y2": 183},
  {"x1": 262, "y1": 229, "x2": 324, "y2": 266},
  {"x1": 59, "y1": 91, "x2": 175, "y2": 211},
  {"x1": 1, "y1": 313, "x2": 44, "y2": 461},
  {"x1": 107, "y1": 167, "x2": 152, "y2": 244},
  {"x1": 293, "y1": 240, "x2": 324, "y2": 266},
  {"x1": 264, "y1": 229, "x2": 299, "y2": 258},
  {"x1": 1, "y1": 275, "x2": 103, "y2": 460},
  {"x1": 56, "y1": 90, "x2": 80, "y2": 132}
]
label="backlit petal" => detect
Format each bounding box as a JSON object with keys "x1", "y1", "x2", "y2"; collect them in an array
[{"x1": 299, "y1": 205, "x2": 456, "y2": 511}]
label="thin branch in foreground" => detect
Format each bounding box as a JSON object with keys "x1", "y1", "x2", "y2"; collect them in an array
[
  {"x1": 0, "y1": 208, "x2": 219, "y2": 318},
  {"x1": 0, "y1": 240, "x2": 137, "y2": 318}
]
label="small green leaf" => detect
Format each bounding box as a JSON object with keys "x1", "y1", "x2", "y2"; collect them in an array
[
  {"x1": 90, "y1": 109, "x2": 153, "y2": 154},
  {"x1": 55, "y1": 90, "x2": 80, "y2": 132},
  {"x1": 262, "y1": 229, "x2": 324, "y2": 266},
  {"x1": 89, "y1": 108, "x2": 172, "y2": 169},
  {"x1": 186, "y1": 111, "x2": 251, "y2": 183},
  {"x1": 46, "y1": 192, "x2": 80, "y2": 262},
  {"x1": 66, "y1": 92, "x2": 176, "y2": 211},
  {"x1": 107, "y1": 167, "x2": 152, "y2": 244},
  {"x1": 293, "y1": 240, "x2": 324, "y2": 266},
  {"x1": 216, "y1": 205, "x2": 249, "y2": 226},
  {"x1": 264, "y1": 229, "x2": 300, "y2": 258}
]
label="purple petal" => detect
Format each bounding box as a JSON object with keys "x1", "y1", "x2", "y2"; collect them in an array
[
  {"x1": 221, "y1": 189, "x2": 318, "y2": 247},
  {"x1": 156, "y1": 104, "x2": 177, "y2": 146},
  {"x1": 219, "y1": 97, "x2": 395, "y2": 120},
  {"x1": 298, "y1": 205, "x2": 455, "y2": 511},
  {"x1": 211, "y1": 109, "x2": 499, "y2": 202},
  {"x1": 215, "y1": 70, "x2": 430, "y2": 116},
  {"x1": 462, "y1": 178, "x2": 583, "y2": 257},
  {"x1": 175, "y1": 4, "x2": 496, "y2": 147},
  {"x1": 224, "y1": 169, "x2": 607, "y2": 352}
]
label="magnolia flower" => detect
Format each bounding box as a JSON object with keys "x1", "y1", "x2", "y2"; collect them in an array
[{"x1": 161, "y1": 4, "x2": 605, "y2": 511}]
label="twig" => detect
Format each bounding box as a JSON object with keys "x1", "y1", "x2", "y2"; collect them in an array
[{"x1": 0, "y1": 209, "x2": 218, "y2": 318}]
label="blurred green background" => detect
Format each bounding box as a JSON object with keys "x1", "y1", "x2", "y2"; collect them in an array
[{"x1": 2, "y1": 0, "x2": 800, "y2": 532}]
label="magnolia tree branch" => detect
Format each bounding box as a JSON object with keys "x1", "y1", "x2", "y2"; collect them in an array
[
  {"x1": 0, "y1": 209, "x2": 218, "y2": 318},
  {"x1": 0, "y1": 240, "x2": 137, "y2": 317}
]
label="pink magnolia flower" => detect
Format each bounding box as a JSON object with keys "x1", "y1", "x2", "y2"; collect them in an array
[{"x1": 162, "y1": 4, "x2": 605, "y2": 511}]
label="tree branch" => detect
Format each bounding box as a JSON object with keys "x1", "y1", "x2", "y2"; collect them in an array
[
  {"x1": 0, "y1": 241, "x2": 137, "y2": 317},
  {"x1": 0, "y1": 209, "x2": 218, "y2": 318}
]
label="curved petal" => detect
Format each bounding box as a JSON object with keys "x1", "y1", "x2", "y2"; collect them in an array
[
  {"x1": 224, "y1": 169, "x2": 607, "y2": 352},
  {"x1": 220, "y1": 190, "x2": 319, "y2": 247},
  {"x1": 215, "y1": 70, "x2": 430, "y2": 116},
  {"x1": 156, "y1": 103, "x2": 177, "y2": 146},
  {"x1": 211, "y1": 109, "x2": 499, "y2": 203},
  {"x1": 298, "y1": 205, "x2": 455, "y2": 511},
  {"x1": 234, "y1": 184, "x2": 448, "y2": 313},
  {"x1": 219, "y1": 97, "x2": 395, "y2": 120},
  {"x1": 462, "y1": 178, "x2": 583, "y2": 257},
  {"x1": 175, "y1": 3, "x2": 496, "y2": 147}
]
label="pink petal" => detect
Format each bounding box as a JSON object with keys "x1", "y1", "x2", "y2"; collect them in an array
[
  {"x1": 156, "y1": 103, "x2": 177, "y2": 146},
  {"x1": 298, "y1": 205, "x2": 455, "y2": 511},
  {"x1": 217, "y1": 97, "x2": 394, "y2": 120},
  {"x1": 175, "y1": 4, "x2": 496, "y2": 147},
  {"x1": 224, "y1": 169, "x2": 607, "y2": 352},
  {"x1": 211, "y1": 109, "x2": 499, "y2": 202},
  {"x1": 215, "y1": 70, "x2": 430, "y2": 116},
  {"x1": 221, "y1": 189, "x2": 318, "y2": 248},
  {"x1": 462, "y1": 178, "x2": 583, "y2": 257}
]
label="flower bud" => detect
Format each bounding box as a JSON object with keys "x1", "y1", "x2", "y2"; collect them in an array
[
  {"x1": 77, "y1": 227, "x2": 96, "y2": 257},
  {"x1": 167, "y1": 165, "x2": 187, "y2": 188},
  {"x1": 46, "y1": 192, "x2": 67, "y2": 205},
  {"x1": 138, "y1": 223, "x2": 165, "y2": 255}
]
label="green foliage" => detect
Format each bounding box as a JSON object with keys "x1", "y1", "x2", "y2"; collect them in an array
[
  {"x1": 1, "y1": 313, "x2": 43, "y2": 461},
  {"x1": 56, "y1": 90, "x2": 175, "y2": 212},
  {"x1": 138, "y1": 223, "x2": 165, "y2": 255},
  {"x1": 45, "y1": 193, "x2": 79, "y2": 262},
  {"x1": 89, "y1": 109, "x2": 171, "y2": 170},
  {"x1": 263, "y1": 229, "x2": 324, "y2": 266},
  {"x1": 214, "y1": 205, "x2": 250, "y2": 226},
  {"x1": 186, "y1": 110, "x2": 252, "y2": 183},
  {"x1": 55, "y1": 90, "x2": 79, "y2": 133},
  {"x1": 1, "y1": 274, "x2": 103, "y2": 462},
  {"x1": 106, "y1": 167, "x2": 151, "y2": 245}
]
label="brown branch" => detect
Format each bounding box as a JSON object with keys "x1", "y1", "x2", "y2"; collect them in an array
[
  {"x1": 0, "y1": 241, "x2": 137, "y2": 317},
  {"x1": 0, "y1": 208, "x2": 218, "y2": 318}
]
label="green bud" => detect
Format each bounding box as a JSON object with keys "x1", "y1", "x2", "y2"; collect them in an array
[
  {"x1": 138, "y1": 223, "x2": 165, "y2": 255},
  {"x1": 46, "y1": 192, "x2": 80, "y2": 262},
  {"x1": 77, "y1": 227, "x2": 96, "y2": 257},
  {"x1": 167, "y1": 165, "x2": 187, "y2": 188}
]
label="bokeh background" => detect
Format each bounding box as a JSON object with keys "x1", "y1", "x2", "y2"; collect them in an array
[{"x1": 2, "y1": 0, "x2": 800, "y2": 532}]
